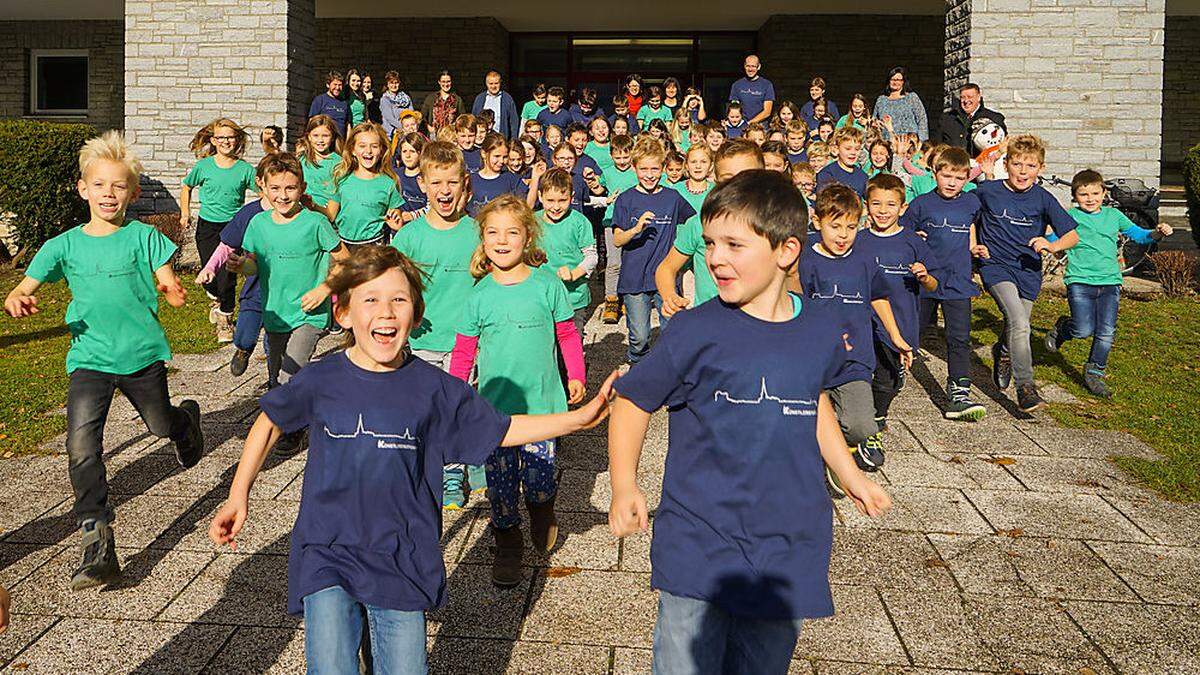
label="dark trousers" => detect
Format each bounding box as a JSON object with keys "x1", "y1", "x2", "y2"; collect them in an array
[
  {"x1": 196, "y1": 217, "x2": 236, "y2": 314},
  {"x1": 66, "y1": 361, "x2": 191, "y2": 524},
  {"x1": 920, "y1": 297, "x2": 972, "y2": 383},
  {"x1": 871, "y1": 339, "x2": 905, "y2": 422}
]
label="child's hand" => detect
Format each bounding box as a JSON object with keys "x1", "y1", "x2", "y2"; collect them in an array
[
  {"x1": 635, "y1": 211, "x2": 656, "y2": 232},
  {"x1": 179, "y1": 211, "x2": 190, "y2": 229},
  {"x1": 226, "y1": 252, "x2": 247, "y2": 273},
  {"x1": 385, "y1": 211, "x2": 403, "y2": 231},
  {"x1": 567, "y1": 379, "x2": 586, "y2": 404},
  {"x1": 300, "y1": 194, "x2": 316, "y2": 211},
  {"x1": 157, "y1": 277, "x2": 188, "y2": 308},
  {"x1": 979, "y1": 154, "x2": 996, "y2": 176},
  {"x1": 208, "y1": 498, "x2": 248, "y2": 550},
  {"x1": 1028, "y1": 236, "x2": 1053, "y2": 255},
  {"x1": 574, "y1": 369, "x2": 620, "y2": 430},
  {"x1": 609, "y1": 484, "x2": 649, "y2": 537},
  {"x1": 909, "y1": 262, "x2": 929, "y2": 281},
  {"x1": 894, "y1": 336, "x2": 914, "y2": 369},
  {"x1": 1156, "y1": 222, "x2": 1174, "y2": 238},
  {"x1": 531, "y1": 161, "x2": 547, "y2": 179},
  {"x1": 842, "y1": 474, "x2": 892, "y2": 517},
  {"x1": 300, "y1": 285, "x2": 330, "y2": 312},
  {"x1": 4, "y1": 294, "x2": 38, "y2": 318},
  {"x1": 557, "y1": 266, "x2": 574, "y2": 282},
  {"x1": 970, "y1": 244, "x2": 990, "y2": 259},
  {"x1": 661, "y1": 292, "x2": 691, "y2": 317},
  {"x1": 195, "y1": 268, "x2": 215, "y2": 286}
]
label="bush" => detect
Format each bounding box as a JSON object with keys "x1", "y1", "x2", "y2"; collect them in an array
[
  {"x1": 1149, "y1": 250, "x2": 1197, "y2": 297},
  {"x1": 1185, "y1": 142, "x2": 1200, "y2": 248},
  {"x1": 140, "y1": 211, "x2": 187, "y2": 250},
  {"x1": 0, "y1": 120, "x2": 96, "y2": 258}
]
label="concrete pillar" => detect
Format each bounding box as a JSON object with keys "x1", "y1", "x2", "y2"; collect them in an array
[
  {"x1": 124, "y1": 0, "x2": 315, "y2": 213},
  {"x1": 950, "y1": 0, "x2": 1165, "y2": 186}
]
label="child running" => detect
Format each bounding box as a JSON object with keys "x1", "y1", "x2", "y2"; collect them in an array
[
  {"x1": 209, "y1": 244, "x2": 614, "y2": 673},
  {"x1": 181, "y1": 117, "x2": 256, "y2": 343},
  {"x1": 5, "y1": 131, "x2": 203, "y2": 590},
  {"x1": 536, "y1": 168, "x2": 598, "y2": 335},
  {"x1": 328, "y1": 122, "x2": 404, "y2": 247},
  {"x1": 298, "y1": 115, "x2": 344, "y2": 217},
  {"x1": 670, "y1": 145, "x2": 714, "y2": 216},
  {"x1": 466, "y1": 132, "x2": 530, "y2": 216},
  {"x1": 598, "y1": 134, "x2": 639, "y2": 324},
  {"x1": 608, "y1": 170, "x2": 891, "y2": 674},
  {"x1": 448, "y1": 195, "x2": 587, "y2": 586}
]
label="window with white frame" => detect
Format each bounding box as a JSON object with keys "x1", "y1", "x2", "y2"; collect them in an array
[{"x1": 30, "y1": 49, "x2": 89, "y2": 115}]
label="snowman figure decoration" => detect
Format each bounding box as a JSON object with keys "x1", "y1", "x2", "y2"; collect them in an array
[{"x1": 972, "y1": 121, "x2": 1007, "y2": 180}]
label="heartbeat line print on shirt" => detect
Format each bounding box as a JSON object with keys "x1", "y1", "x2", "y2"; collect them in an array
[
  {"x1": 713, "y1": 377, "x2": 818, "y2": 416},
  {"x1": 810, "y1": 283, "x2": 864, "y2": 304},
  {"x1": 924, "y1": 217, "x2": 970, "y2": 233},
  {"x1": 997, "y1": 209, "x2": 1033, "y2": 227},
  {"x1": 324, "y1": 414, "x2": 419, "y2": 450},
  {"x1": 875, "y1": 258, "x2": 911, "y2": 275}
]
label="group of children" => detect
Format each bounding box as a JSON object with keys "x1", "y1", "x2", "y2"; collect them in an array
[{"x1": 1, "y1": 68, "x2": 1173, "y2": 670}]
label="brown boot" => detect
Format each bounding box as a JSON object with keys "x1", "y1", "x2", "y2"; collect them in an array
[
  {"x1": 601, "y1": 296, "x2": 620, "y2": 324},
  {"x1": 214, "y1": 312, "x2": 234, "y2": 343},
  {"x1": 492, "y1": 525, "x2": 524, "y2": 588},
  {"x1": 527, "y1": 496, "x2": 559, "y2": 554}
]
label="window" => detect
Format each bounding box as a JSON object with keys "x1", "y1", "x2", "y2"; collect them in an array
[{"x1": 30, "y1": 50, "x2": 89, "y2": 115}]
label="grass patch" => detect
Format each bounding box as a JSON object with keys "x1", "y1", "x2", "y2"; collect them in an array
[
  {"x1": 970, "y1": 294, "x2": 1200, "y2": 502},
  {"x1": 0, "y1": 268, "x2": 221, "y2": 456}
]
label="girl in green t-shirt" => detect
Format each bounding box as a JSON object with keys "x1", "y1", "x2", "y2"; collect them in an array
[
  {"x1": 448, "y1": 195, "x2": 586, "y2": 587},
  {"x1": 298, "y1": 115, "x2": 344, "y2": 215},
  {"x1": 327, "y1": 122, "x2": 404, "y2": 247}
]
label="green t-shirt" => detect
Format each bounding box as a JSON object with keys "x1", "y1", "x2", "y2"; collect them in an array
[
  {"x1": 672, "y1": 181, "x2": 712, "y2": 216},
  {"x1": 242, "y1": 209, "x2": 340, "y2": 333},
  {"x1": 349, "y1": 97, "x2": 366, "y2": 126},
  {"x1": 1064, "y1": 206, "x2": 1136, "y2": 286},
  {"x1": 521, "y1": 100, "x2": 547, "y2": 121},
  {"x1": 391, "y1": 215, "x2": 479, "y2": 352},
  {"x1": 459, "y1": 267, "x2": 573, "y2": 415},
  {"x1": 26, "y1": 221, "x2": 176, "y2": 375},
  {"x1": 600, "y1": 166, "x2": 639, "y2": 222},
  {"x1": 677, "y1": 134, "x2": 693, "y2": 152},
  {"x1": 673, "y1": 214, "x2": 718, "y2": 306},
  {"x1": 301, "y1": 154, "x2": 341, "y2": 207},
  {"x1": 906, "y1": 171, "x2": 975, "y2": 203},
  {"x1": 537, "y1": 208, "x2": 596, "y2": 310},
  {"x1": 183, "y1": 156, "x2": 255, "y2": 223},
  {"x1": 636, "y1": 105, "x2": 673, "y2": 128},
  {"x1": 835, "y1": 115, "x2": 868, "y2": 131},
  {"x1": 584, "y1": 142, "x2": 615, "y2": 173},
  {"x1": 332, "y1": 173, "x2": 404, "y2": 243}
]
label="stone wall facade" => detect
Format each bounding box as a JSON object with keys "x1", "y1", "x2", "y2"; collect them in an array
[
  {"x1": 967, "y1": 0, "x2": 1165, "y2": 185},
  {"x1": 758, "y1": 14, "x2": 945, "y2": 138},
  {"x1": 0, "y1": 20, "x2": 123, "y2": 132},
  {"x1": 944, "y1": 0, "x2": 971, "y2": 112},
  {"x1": 1162, "y1": 14, "x2": 1200, "y2": 170}
]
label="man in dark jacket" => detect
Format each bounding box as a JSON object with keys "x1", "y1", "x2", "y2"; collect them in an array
[
  {"x1": 940, "y1": 83, "x2": 1006, "y2": 154},
  {"x1": 472, "y1": 71, "x2": 521, "y2": 139}
]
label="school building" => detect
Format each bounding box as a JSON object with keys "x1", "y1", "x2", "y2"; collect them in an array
[{"x1": 0, "y1": 0, "x2": 1194, "y2": 212}]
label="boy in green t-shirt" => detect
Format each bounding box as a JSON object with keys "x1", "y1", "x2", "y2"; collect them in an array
[
  {"x1": 520, "y1": 83, "x2": 548, "y2": 137},
  {"x1": 598, "y1": 134, "x2": 638, "y2": 324},
  {"x1": 4, "y1": 131, "x2": 204, "y2": 591},
  {"x1": 536, "y1": 167, "x2": 598, "y2": 336},
  {"x1": 1044, "y1": 170, "x2": 1172, "y2": 398}
]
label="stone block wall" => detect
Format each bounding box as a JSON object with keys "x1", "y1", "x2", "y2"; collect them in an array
[
  {"x1": 944, "y1": 0, "x2": 971, "y2": 111},
  {"x1": 758, "y1": 14, "x2": 945, "y2": 137},
  {"x1": 1162, "y1": 14, "x2": 1200, "y2": 170},
  {"x1": 967, "y1": 0, "x2": 1165, "y2": 185},
  {"x1": 0, "y1": 20, "x2": 123, "y2": 132}
]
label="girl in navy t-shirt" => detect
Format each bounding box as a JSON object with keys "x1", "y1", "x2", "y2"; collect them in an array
[
  {"x1": 393, "y1": 132, "x2": 428, "y2": 224},
  {"x1": 208, "y1": 245, "x2": 614, "y2": 673}
]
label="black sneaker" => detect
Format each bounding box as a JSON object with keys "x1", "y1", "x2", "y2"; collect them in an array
[
  {"x1": 1084, "y1": 364, "x2": 1112, "y2": 399},
  {"x1": 944, "y1": 378, "x2": 987, "y2": 421},
  {"x1": 854, "y1": 433, "x2": 885, "y2": 472},
  {"x1": 825, "y1": 465, "x2": 846, "y2": 499},
  {"x1": 991, "y1": 342, "x2": 1012, "y2": 390},
  {"x1": 71, "y1": 519, "x2": 120, "y2": 590},
  {"x1": 229, "y1": 348, "x2": 251, "y2": 376},
  {"x1": 1045, "y1": 316, "x2": 1070, "y2": 353},
  {"x1": 271, "y1": 429, "x2": 307, "y2": 458},
  {"x1": 1017, "y1": 383, "x2": 1044, "y2": 413},
  {"x1": 174, "y1": 400, "x2": 204, "y2": 469}
]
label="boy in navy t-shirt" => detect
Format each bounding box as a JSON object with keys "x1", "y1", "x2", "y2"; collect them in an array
[
  {"x1": 536, "y1": 86, "x2": 574, "y2": 133},
  {"x1": 900, "y1": 146, "x2": 988, "y2": 421},
  {"x1": 799, "y1": 184, "x2": 911, "y2": 485},
  {"x1": 974, "y1": 134, "x2": 1078, "y2": 413},
  {"x1": 816, "y1": 125, "x2": 868, "y2": 198},
  {"x1": 609, "y1": 171, "x2": 891, "y2": 674},
  {"x1": 610, "y1": 137, "x2": 696, "y2": 364},
  {"x1": 454, "y1": 114, "x2": 482, "y2": 173}
]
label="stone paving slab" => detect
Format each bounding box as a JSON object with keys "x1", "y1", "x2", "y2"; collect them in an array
[{"x1": 963, "y1": 489, "x2": 1155, "y2": 542}]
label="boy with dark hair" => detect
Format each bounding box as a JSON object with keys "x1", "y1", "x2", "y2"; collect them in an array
[
  {"x1": 520, "y1": 83, "x2": 548, "y2": 136},
  {"x1": 610, "y1": 94, "x2": 640, "y2": 136},
  {"x1": 536, "y1": 86, "x2": 573, "y2": 131},
  {"x1": 599, "y1": 134, "x2": 639, "y2": 324},
  {"x1": 609, "y1": 170, "x2": 891, "y2": 673}
]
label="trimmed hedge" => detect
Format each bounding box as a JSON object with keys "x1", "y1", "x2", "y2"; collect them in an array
[
  {"x1": 1185, "y1": 142, "x2": 1200, "y2": 248},
  {"x1": 0, "y1": 119, "x2": 96, "y2": 257}
]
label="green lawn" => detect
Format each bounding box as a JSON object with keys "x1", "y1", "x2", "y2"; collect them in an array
[
  {"x1": 0, "y1": 268, "x2": 221, "y2": 456},
  {"x1": 970, "y1": 294, "x2": 1200, "y2": 502}
]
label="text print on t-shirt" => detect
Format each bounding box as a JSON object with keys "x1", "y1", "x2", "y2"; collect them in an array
[
  {"x1": 924, "y1": 217, "x2": 970, "y2": 234},
  {"x1": 810, "y1": 283, "x2": 864, "y2": 304},
  {"x1": 323, "y1": 413, "x2": 419, "y2": 451},
  {"x1": 713, "y1": 377, "x2": 817, "y2": 417}
]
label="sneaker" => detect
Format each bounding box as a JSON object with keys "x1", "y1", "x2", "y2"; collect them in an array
[
  {"x1": 174, "y1": 399, "x2": 204, "y2": 469},
  {"x1": 1017, "y1": 383, "x2": 1045, "y2": 413},
  {"x1": 527, "y1": 496, "x2": 559, "y2": 554},
  {"x1": 271, "y1": 429, "x2": 307, "y2": 458},
  {"x1": 601, "y1": 296, "x2": 620, "y2": 324},
  {"x1": 1084, "y1": 364, "x2": 1112, "y2": 398},
  {"x1": 944, "y1": 378, "x2": 986, "y2": 421},
  {"x1": 991, "y1": 342, "x2": 1012, "y2": 390},
  {"x1": 214, "y1": 313, "x2": 234, "y2": 344},
  {"x1": 442, "y1": 467, "x2": 466, "y2": 510},
  {"x1": 71, "y1": 519, "x2": 120, "y2": 590},
  {"x1": 466, "y1": 464, "x2": 488, "y2": 496},
  {"x1": 491, "y1": 525, "x2": 525, "y2": 588},
  {"x1": 825, "y1": 465, "x2": 846, "y2": 499},
  {"x1": 1045, "y1": 316, "x2": 1069, "y2": 353},
  {"x1": 208, "y1": 302, "x2": 221, "y2": 325},
  {"x1": 854, "y1": 433, "x2": 885, "y2": 472},
  {"x1": 230, "y1": 348, "x2": 251, "y2": 377}
]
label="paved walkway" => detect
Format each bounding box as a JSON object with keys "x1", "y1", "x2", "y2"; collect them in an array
[{"x1": 0, "y1": 309, "x2": 1198, "y2": 674}]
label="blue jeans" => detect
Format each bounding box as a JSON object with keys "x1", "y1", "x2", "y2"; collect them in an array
[
  {"x1": 652, "y1": 592, "x2": 802, "y2": 675},
  {"x1": 303, "y1": 585, "x2": 427, "y2": 675},
  {"x1": 1064, "y1": 283, "x2": 1120, "y2": 369},
  {"x1": 486, "y1": 439, "x2": 557, "y2": 529},
  {"x1": 232, "y1": 305, "x2": 266, "y2": 354},
  {"x1": 623, "y1": 291, "x2": 667, "y2": 364}
]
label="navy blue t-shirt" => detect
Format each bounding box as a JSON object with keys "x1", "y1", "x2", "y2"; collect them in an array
[
  {"x1": 787, "y1": 150, "x2": 807, "y2": 166},
  {"x1": 467, "y1": 171, "x2": 527, "y2": 216},
  {"x1": 729, "y1": 76, "x2": 776, "y2": 122},
  {"x1": 569, "y1": 104, "x2": 607, "y2": 126},
  {"x1": 901, "y1": 190, "x2": 981, "y2": 301},
  {"x1": 974, "y1": 180, "x2": 1076, "y2": 300},
  {"x1": 536, "y1": 108, "x2": 574, "y2": 133},
  {"x1": 610, "y1": 186, "x2": 696, "y2": 294},
  {"x1": 219, "y1": 200, "x2": 265, "y2": 305},
  {"x1": 614, "y1": 297, "x2": 849, "y2": 620},
  {"x1": 462, "y1": 147, "x2": 482, "y2": 174},
  {"x1": 608, "y1": 113, "x2": 640, "y2": 136},
  {"x1": 260, "y1": 352, "x2": 511, "y2": 615},
  {"x1": 816, "y1": 162, "x2": 869, "y2": 199},
  {"x1": 861, "y1": 228, "x2": 934, "y2": 353},
  {"x1": 725, "y1": 120, "x2": 747, "y2": 139},
  {"x1": 799, "y1": 243, "x2": 888, "y2": 383},
  {"x1": 309, "y1": 94, "x2": 350, "y2": 136},
  {"x1": 398, "y1": 172, "x2": 427, "y2": 214}
]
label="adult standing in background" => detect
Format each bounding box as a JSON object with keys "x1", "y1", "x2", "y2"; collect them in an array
[
  {"x1": 729, "y1": 55, "x2": 775, "y2": 125},
  {"x1": 308, "y1": 71, "x2": 349, "y2": 136},
  {"x1": 873, "y1": 66, "x2": 928, "y2": 141},
  {"x1": 940, "y1": 82, "x2": 1007, "y2": 154},
  {"x1": 800, "y1": 77, "x2": 839, "y2": 130},
  {"x1": 380, "y1": 71, "x2": 413, "y2": 140},
  {"x1": 362, "y1": 73, "x2": 382, "y2": 124},
  {"x1": 471, "y1": 71, "x2": 521, "y2": 139},
  {"x1": 420, "y1": 71, "x2": 463, "y2": 136}
]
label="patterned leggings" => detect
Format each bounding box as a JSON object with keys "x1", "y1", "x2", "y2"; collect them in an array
[{"x1": 485, "y1": 439, "x2": 557, "y2": 529}]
